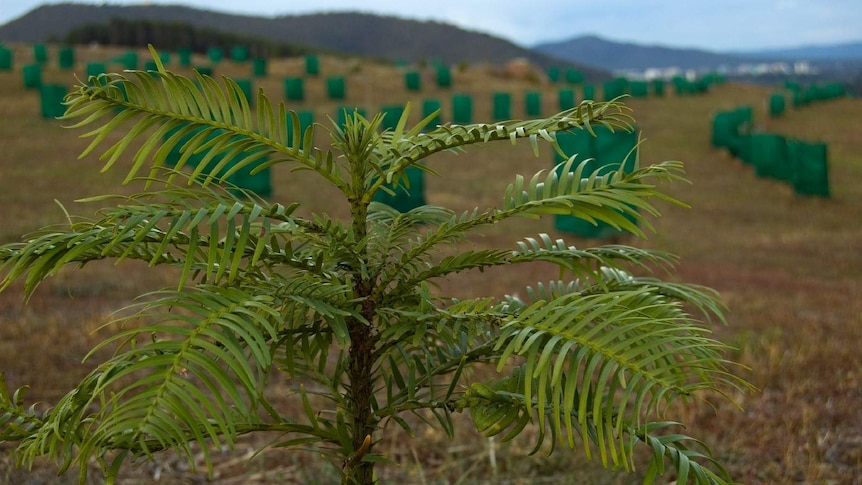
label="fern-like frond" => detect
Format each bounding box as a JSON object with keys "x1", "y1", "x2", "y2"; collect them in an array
[
  {"x1": 509, "y1": 234, "x2": 679, "y2": 287},
  {"x1": 502, "y1": 156, "x2": 687, "y2": 237},
  {"x1": 62, "y1": 48, "x2": 346, "y2": 192},
  {"x1": 493, "y1": 286, "x2": 746, "y2": 470},
  {"x1": 0, "y1": 175, "x2": 363, "y2": 297},
  {"x1": 13, "y1": 285, "x2": 280, "y2": 481},
  {"x1": 0, "y1": 375, "x2": 43, "y2": 444},
  {"x1": 365, "y1": 203, "x2": 456, "y2": 271},
  {"x1": 372, "y1": 158, "x2": 687, "y2": 298},
  {"x1": 364, "y1": 100, "x2": 633, "y2": 202},
  {"x1": 370, "y1": 208, "x2": 498, "y2": 298},
  {"x1": 376, "y1": 99, "x2": 633, "y2": 174},
  {"x1": 260, "y1": 273, "x2": 360, "y2": 349},
  {"x1": 455, "y1": 367, "x2": 735, "y2": 484}
]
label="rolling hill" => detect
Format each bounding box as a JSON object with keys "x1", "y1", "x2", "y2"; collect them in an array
[
  {"x1": 534, "y1": 35, "x2": 862, "y2": 73},
  {"x1": 533, "y1": 35, "x2": 759, "y2": 71},
  {"x1": 0, "y1": 3, "x2": 609, "y2": 79},
  {"x1": 733, "y1": 40, "x2": 862, "y2": 60}
]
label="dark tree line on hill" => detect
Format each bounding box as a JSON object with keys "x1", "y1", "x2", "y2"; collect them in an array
[
  {"x1": 62, "y1": 18, "x2": 313, "y2": 58},
  {"x1": 1, "y1": 4, "x2": 606, "y2": 78}
]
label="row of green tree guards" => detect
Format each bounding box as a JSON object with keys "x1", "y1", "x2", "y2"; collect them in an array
[
  {"x1": 29, "y1": 69, "x2": 657, "y2": 125},
  {"x1": 30, "y1": 68, "x2": 710, "y2": 123},
  {"x1": 0, "y1": 44, "x2": 76, "y2": 70},
  {"x1": 0, "y1": 44, "x2": 267, "y2": 73},
  {"x1": 4, "y1": 42, "x2": 725, "y2": 100},
  {"x1": 711, "y1": 106, "x2": 830, "y2": 197},
  {"x1": 27, "y1": 67, "x2": 656, "y2": 122},
  {"x1": 161, "y1": 104, "x2": 639, "y2": 239},
  {"x1": 766, "y1": 81, "x2": 847, "y2": 118}
]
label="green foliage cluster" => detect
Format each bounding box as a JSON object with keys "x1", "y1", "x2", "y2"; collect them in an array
[{"x1": 0, "y1": 49, "x2": 749, "y2": 484}]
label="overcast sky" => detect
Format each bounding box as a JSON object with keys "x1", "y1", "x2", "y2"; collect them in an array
[{"x1": 2, "y1": 0, "x2": 861, "y2": 51}]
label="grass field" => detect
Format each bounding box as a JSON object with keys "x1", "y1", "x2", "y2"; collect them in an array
[{"x1": 0, "y1": 44, "x2": 860, "y2": 484}]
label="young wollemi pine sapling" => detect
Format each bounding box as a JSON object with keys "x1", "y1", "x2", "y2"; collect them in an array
[{"x1": 0, "y1": 48, "x2": 750, "y2": 485}]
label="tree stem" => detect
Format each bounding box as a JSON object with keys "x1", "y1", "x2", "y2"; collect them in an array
[
  {"x1": 343, "y1": 315, "x2": 376, "y2": 484},
  {"x1": 343, "y1": 196, "x2": 377, "y2": 485}
]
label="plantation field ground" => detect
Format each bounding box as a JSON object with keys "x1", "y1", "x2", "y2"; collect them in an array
[{"x1": 0, "y1": 44, "x2": 860, "y2": 484}]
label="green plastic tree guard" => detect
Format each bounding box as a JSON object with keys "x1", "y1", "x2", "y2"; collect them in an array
[
  {"x1": 789, "y1": 140, "x2": 830, "y2": 197},
  {"x1": 380, "y1": 105, "x2": 405, "y2": 131},
  {"x1": 525, "y1": 91, "x2": 542, "y2": 117},
  {"x1": 252, "y1": 57, "x2": 267, "y2": 77},
  {"x1": 493, "y1": 92, "x2": 511, "y2": 121},
  {"x1": 790, "y1": 87, "x2": 805, "y2": 107},
  {"x1": 305, "y1": 55, "x2": 319, "y2": 75},
  {"x1": 436, "y1": 66, "x2": 452, "y2": 88},
  {"x1": 630, "y1": 81, "x2": 649, "y2": 98},
  {"x1": 558, "y1": 88, "x2": 575, "y2": 110},
  {"x1": 224, "y1": 142, "x2": 271, "y2": 197},
  {"x1": 823, "y1": 83, "x2": 845, "y2": 99},
  {"x1": 231, "y1": 46, "x2": 249, "y2": 62},
  {"x1": 208, "y1": 47, "x2": 223, "y2": 63},
  {"x1": 727, "y1": 106, "x2": 753, "y2": 159},
  {"x1": 452, "y1": 94, "x2": 472, "y2": 124},
  {"x1": 112, "y1": 82, "x2": 129, "y2": 114},
  {"x1": 372, "y1": 165, "x2": 426, "y2": 213},
  {"x1": 159, "y1": 51, "x2": 170, "y2": 66},
  {"x1": 546, "y1": 66, "x2": 560, "y2": 83},
  {"x1": 769, "y1": 93, "x2": 786, "y2": 117},
  {"x1": 652, "y1": 79, "x2": 665, "y2": 96},
  {"x1": 749, "y1": 133, "x2": 788, "y2": 180},
  {"x1": 22, "y1": 63, "x2": 41, "y2": 89},
  {"x1": 0, "y1": 47, "x2": 12, "y2": 71},
  {"x1": 284, "y1": 77, "x2": 304, "y2": 101},
  {"x1": 326, "y1": 77, "x2": 346, "y2": 100},
  {"x1": 784, "y1": 80, "x2": 801, "y2": 91},
  {"x1": 58, "y1": 46, "x2": 75, "y2": 69},
  {"x1": 565, "y1": 69, "x2": 584, "y2": 84},
  {"x1": 421, "y1": 99, "x2": 442, "y2": 128},
  {"x1": 39, "y1": 84, "x2": 67, "y2": 118},
  {"x1": 116, "y1": 51, "x2": 138, "y2": 70},
  {"x1": 178, "y1": 48, "x2": 192, "y2": 67},
  {"x1": 582, "y1": 84, "x2": 595, "y2": 101},
  {"x1": 33, "y1": 44, "x2": 47, "y2": 64},
  {"x1": 286, "y1": 110, "x2": 314, "y2": 149},
  {"x1": 164, "y1": 124, "x2": 271, "y2": 197},
  {"x1": 603, "y1": 77, "x2": 628, "y2": 101},
  {"x1": 553, "y1": 125, "x2": 639, "y2": 239},
  {"x1": 164, "y1": 123, "x2": 207, "y2": 169},
  {"x1": 711, "y1": 111, "x2": 737, "y2": 150},
  {"x1": 234, "y1": 79, "x2": 253, "y2": 106},
  {"x1": 144, "y1": 60, "x2": 158, "y2": 72},
  {"x1": 672, "y1": 77, "x2": 689, "y2": 95},
  {"x1": 736, "y1": 135, "x2": 753, "y2": 165},
  {"x1": 404, "y1": 70, "x2": 421, "y2": 91},
  {"x1": 86, "y1": 62, "x2": 106, "y2": 79},
  {"x1": 204, "y1": 132, "x2": 272, "y2": 197}
]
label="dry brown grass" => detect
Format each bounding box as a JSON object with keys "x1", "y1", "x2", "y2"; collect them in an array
[{"x1": 1, "y1": 44, "x2": 860, "y2": 484}]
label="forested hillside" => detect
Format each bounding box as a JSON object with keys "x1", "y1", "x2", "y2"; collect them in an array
[{"x1": 63, "y1": 18, "x2": 315, "y2": 58}]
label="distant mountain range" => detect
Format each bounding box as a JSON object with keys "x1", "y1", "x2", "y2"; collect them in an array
[
  {"x1": 534, "y1": 35, "x2": 751, "y2": 72},
  {"x1": 0, "y1": 3, "x2": 608, "y2": 79},
  {"x1": 731, "y1": 41, "x2": 862, "y2": 61},
  {"x1": 534, "y1": 35, "x2": 862, "y2": 72},
  {"x1": 2, "y1": 4, "x2": 860, "y2": 76}
]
